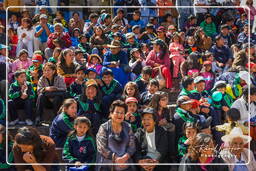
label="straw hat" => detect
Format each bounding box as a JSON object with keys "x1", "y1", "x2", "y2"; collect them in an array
[
  {"x1": 107, "y1": 40, "x2": 121, "y2": 48},
  {"x1": 221, "y1": 127, "x2": 251, "y2": 144}
]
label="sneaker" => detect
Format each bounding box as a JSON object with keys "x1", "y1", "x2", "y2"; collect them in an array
[
  {"x1": 9, "y1": 119, "x2": 19, "y2": 126},
  {"x1": 25, "y1": 119, "x2": 33, "y2": 126}
]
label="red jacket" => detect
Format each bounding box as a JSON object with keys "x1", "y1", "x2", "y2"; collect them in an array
[{"x1": 47, "y1": 32, "x2": 72, "y2": 49}]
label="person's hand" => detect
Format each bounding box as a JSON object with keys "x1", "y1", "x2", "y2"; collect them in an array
[
  {"x1": 21, "y1": 93, "x2": 28, "y2": 99},
  {"x1": 44, "y1": 86, "x2": 56, "y2": 92},
  {"x1": 201, "y1": 107, "x2": 210, "y2": 114},
  {"x1": 49, "y1": 86, "x2": 58, "y2": 91},
  {"x1": 115, "y1": 156, "x2": 128, "y2": 169},
  {"x1": 75, "y1": 161, "x2": 82, "y2": 167},
  {"x1": 23, "y1": 152, "x2": 37, "y2": 163},
  {"x1": 125, "y1": 112, "x2": 132, "y2": 121},
  {"x1": 159, "y1": 118, "x2": 167, "y2": 126},
  {"x1": 130, "y1": 114, "x2": 136, "y2": 122},
  {"x1": 138, "y1": 159, "x2": 151, "y2": 170},
  {"x1": 21, "y1": 33, "x2": 27, "y2": 38},
  {"x1": 222, "y1": 106, "x2": 229, "y2": 112}
]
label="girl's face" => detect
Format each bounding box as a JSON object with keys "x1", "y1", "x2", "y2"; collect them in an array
[
  {"x1": 167, "y1": 16, "x2": 172, "y2": 22},
  {"x1": 53, "y1": 51, "x2": 60, "y2": 58},
  {"x1": 22, "y1": 20, "x2": 29, "y2": 28},
  {"x1": 133, "y1": 51, "x2": 140, "y2": 58},
  {"x1": 95, "y1": 27, "x2": 103, "y2": 36},
  {"x1": 148, "y1": 84, "x2": 158, "y2": 94},
  {"x1": 159, "y1": 96, "x2": 168, "y2": 108},
  {"x1": 16, "y1": 73, "x2": 26, "y2": 84},
  {"x1": 127, "y1": 102, "x2": 137, "y2": 113},
  {"x1": 205, "y1": 65, "x2": 212, "y2": 72},
  {"x1": 153, "y1": 44, "x2": 160, "y2": 52},
  {"x1": 111, "y1": 106, "x2": 125, "y2": 124},
  {"x1": 142, "y1": 114, "x2": 155, "y2": 133},
  {"x1": 188, "y1": 37, "x2": 195, "y2": 45},
  {"x1": 80, "y1": 37, "x2": 87, "y2": 43},
  {"x1": 74, "y1": 31, "x2": 80, "y2": 37},
  {"x1": 91, "y1": 57, "x2": 99, "y2": 64},
  {"x1": 11, "y1": 15, "x2": 17, "y2": 21},
  {"x1": 126, "y1": 85, "x2": 136, "y2": 97},
  {"x1": 43, "y1": 66, "x2": 55, "y2": 79},
  {"x1": 142, "y1": 73, "x2": 150, "y2": 81},
  {"x1": 65, "y1": 103, "x2": 77, "y2": 118},
  {"x1": 102, "y1": 75, "x2": 113, "y2": 85},
  {"x1": 88, "y1": 71, "x2": 97, "y2": 79},
  {"x1": 75, "y1": 123, "x2": 89, "y2": 137},
  {"x1": 20, "y1": 53, "x2": 28, "y2": 61},
  {"x1": 56, "y1": 12, "x2": 62, "y2": 19},
  {"x1": 76, "y1": 53, "x2": 84, "y2": 62},
  {"x1": 157, "y1": 31, "x2": 165, "y2": 37},
  {"x1": 17, "y1": 144, "x2": 34, "y2": 153},
  {"x1": 185, "y1": 128, "x2": 197, "y2": 139},
  {"x1": 64, "y1": 51, "x2": 74, "y2": 62},
  {"x1": 85, "y1": 86, "x2": 97, "y2": 99},
  {"x1": 76, "y1": 70, "x2": 85, "y2": 80},
  {"x1": 173, "y1": 36, "x2": 179, "y2": 43}
]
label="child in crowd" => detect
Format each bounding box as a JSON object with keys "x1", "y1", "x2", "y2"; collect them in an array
[
  {"x1": 121, "y1": 81, "x2": 140, "y2": 101},
  {"x1": 200, "y1": 14, "x2": 217, "y2": 38},
  {"x1": 100, "y1": 69, "x2": 123, "y2": 117},
  {"x1": 71, "y1": 28, "x2": 81, "y2": 48},
  {"x1": 178, "y1": 122, "x2": 199, "y2": 159},
  {"x1": 200, "y1": 61, "x2": 215, "y2": 91},
  {"x1": 135, "y1": 66, "x2": 152, "y2": 94},
  {"x1": 125, "y1": 97, "x2": 141, "y2": 133},
  {"x1": 179, "y1": 77, "x2": 195, "y2": 97},
  {"x1": 78, "y1": 34, "x2": 91, "y2": 56},
  {"x1": 63, "y1": 117, "x2": 96, "y2": 171},
  {"x1": 0, "y1": 125, "x2": 15, "y2": 171},
  {"x1": 140, "y1": 79, "x2": 159, "y2": 108},
  {"x1": 8, "y1": 28, "x2": 18, "y2": 58},
  {"x1": 76, "y1": 79, "x2": 102, "y2": 135},
  {"x1": 8, "y1": 70, "x2": 35, "y2": 126},
  {"x1": 74, "y1": 49, "x2": 87, "y2": 67},
  {"x1": 26, "y1": 54, "x2": 44, "y2": 92},
  {"x1": 215, "y1": 108, "x2": 248, "y2": 135},
  {"x1": 50, "y1": 98, "x2": 77, "y2": 148},
  {"x1": 129, "y1": 48, "x2": 146, "y2": 78},
  {"x1": 48, "y1": 47, "x2": 62, "y2": 64},
  {"x1": 70, "y1": 66, "x2": 86, "y2": 97},
  {"x1": 86, "y1": 54, "x2": 103, "y2": 75}
]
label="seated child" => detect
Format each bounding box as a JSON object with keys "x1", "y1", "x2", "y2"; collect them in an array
[
  {"x1": 8, "y1": 70, "x2": 35, "y2": 126},
  {"x1": 86, "y1": 54, "x2": 103, "y2": 75},
  {"x1": 129, "y1": 48, "x2": 146, "y2": 78},
  {"x1": 78, "y1": 34, "x2": 91, "y2": 56},
  {"x1": 50, "y1": 99, "x2": 77, "y2": 148},
  {"x1": 125, "y1": 97, "x2": 141, "y2": 133},
  {"x1": 121, "y1": 81, "x2": 140, "y2": 101},
  {"x1": 179, "y1": 76, "x2": 195, "y2": 97},
  {"x1": 26, "y1": 54, "x2": 44, "y2": 92},
  {"x1": 70, "y1": 66, "x2": 86, "y2": 98},
  {"x1": 135, "y1": 66, "x2": 152, "y2": 94},
  {"x1": 48, "y1": 47, "x2": 62, "y2": 64},
  {"x1": 139, "y1": 79, "x2": 159, "y2": 108},
  {"x1": 75, "y1": 49, "x2": 87, "y2": 67},
  {"x1": 200, "y1": 61, "x2": 215, "y2": 91},
  {"x1": 215, "y1": 108, "x2": 248, "y2": 135},
  {"x1": 63, "y1": 117, "x2": 96, "y2": 171},
  {"x1": 178, "y1": 122, "x2": 198, "y2": 160},
  {"x1": 100, "y1": 69, "x2": 123, "y2": 118}
]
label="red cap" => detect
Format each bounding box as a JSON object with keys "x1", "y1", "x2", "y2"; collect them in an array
[
  {"x1": 125, "y1": 97, "x2": 138, "y2": 104},
  {"x1": 203, "y1": 61, "x2": 212, "y2": 65},
  {"x1": 157, "y1": 26, "x2": 166, "y2": 32},
  {"x1": 32, "y1": 54, "x2": 43, "y2": 63},
  {"x1": 191, "y1": 99, "x2": 201, "y2": 109}
]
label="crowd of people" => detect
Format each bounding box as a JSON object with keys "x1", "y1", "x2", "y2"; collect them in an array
[{"x1": 1, "y1": 0, "x2": 256, "y2": 171}]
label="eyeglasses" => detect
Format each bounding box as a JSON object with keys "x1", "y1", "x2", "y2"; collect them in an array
[{"x1": 113, "y1": 111, "x2": 125, "y2": 115}]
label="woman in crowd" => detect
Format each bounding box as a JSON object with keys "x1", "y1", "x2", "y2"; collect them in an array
[{"x1": 96, "y1": 100, "x2": 136, "y2": 171}]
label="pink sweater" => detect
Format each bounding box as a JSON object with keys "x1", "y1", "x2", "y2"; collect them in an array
[
  {"x1": 146, "y1": 50, "x2": 170, "y2": 68},
  {"x1": 169, "y1": 42, "x2": 184, "y2": 57}
]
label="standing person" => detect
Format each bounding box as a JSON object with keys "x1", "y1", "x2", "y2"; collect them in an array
[
  {"x1": 13, "y1": 127, "x2": 58, "y2": 171},
  {"x1": 16, "y1": 18, "x2": 34, "y2": 58},
  {"x1": 146, "y1": 39, "x2": 172, "y2": 89},
  {"x1": 96, "y1": 100, "x2": 136, "y2": 171},
  {"x1": 179, "y1": 133, "x2": 228, "y2": 171},
  {"x1": 245, "y1": 0, "x2": 256, "y2": 30},
  {"x1": 34, "y1": 14, "x2": 53, "y2": 52}
]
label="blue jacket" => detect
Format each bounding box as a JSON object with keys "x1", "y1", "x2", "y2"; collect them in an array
[
  {"x1": 103, "y1": 50, "x2": 128, "y2": 70},
  {"x1": 101, "y1": 79, "x2": 123, "y2": 100},
  {"x1": 50, "y1": 112, "x2": 74, "y2": 148},
  {"x1": 63, "y1": 134, "x2": 96, "y2": 164},
  {"x1": 210, "y1": 44, "x2": 232, "y2": 64}
]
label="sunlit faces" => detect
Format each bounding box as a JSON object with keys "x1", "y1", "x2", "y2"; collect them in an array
[
  {"x1": 111, "y1": 106, "x2": 125, "y2": 124},
  {"x1": 64, "y1": 51, "x2": 74, "y2": 62},
  {"x1": 85, "y1": 85, "x2": 97, "y2": 100},
  {"x1": 54, "y1": 25, "x2": 63, "y2": 33},
  {"x1": 16, "y1": 73, "x2": 27, "y2": 84},
  {"x1": 148, "y1": 84, "x2": 159, "y2": 94},
  {"x1": 87, "y1": 71, "x2": 97, "y2": 79},
  {"x1": 64, "y1": 103, "x2": 77, "y2": 118},
  {"x1": 229, "y1": 137, "x2": 244, "y2": 156},
  {"x1": 159, "y1": 96, "x2": 168, "y2": 108},
  {"x1": 126, "y1": 85, "x2": 136, "y2": 97},
  {"x1": 17, "y1": 144, "x2": 34, "y2": 153},
  {"x1": 127, "y1": 102, "x2": 137, "y2": 113},
  {"x1": 110, "y1": 47, "x2": 120, "y2": 55},
  {"x1": 196, "y1": 82, "x2": 206, "y2": 93},
  {"x1": 102, "y1": 74, "x2": 113, "y2": 86},
  {"x1": 19, "y1": 53, "x2": 28, "y2": 61},
  {"x1": 74, "y1": 123, "x2": 89, "y2": 137},
  {"x1": 76, "y1": 70, "x2": 85, "y2": 80},
  {"x1": 142, "y1": 113, "x2": 155, "y2": 133},
  {"x1": 95, "y1": 27, "x2": 103, "y2": 36},
  {"x1": 142, "y1": 73, "x2": 150, "y2": 81},
  {"x1": 75, "y1": 53, "x2": 84, "y2": 63},
  {"x1": 185, "y1": 127, "x2": 197, "y2": 139},
  {"x1": 43, "y1": 66, "x2": 56, "y2": 79}
]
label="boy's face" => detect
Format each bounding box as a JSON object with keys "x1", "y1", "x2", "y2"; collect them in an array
[
  {"x1": 76, "y1": 53, "x2": 84, "y2": 62},
  {"x1": 16, "y1": 73, "x2": 26, "y2": 84},
  {"x1": 127, "y1": 102, "x2": 137, "y2": 113},
  {"x1": 250, "y1": 94, "x2": 256, "y2": 102},
  {"x1": 196, "y1": 82, "x2": 205, "y2": 92},
  {"x1": 133, "y1": 14, "x2": 140, "y2": 20},
  {"x1": 102, "y1": 74, "x2": 113, "y2": 85},
  {"x1": 76, "y1": 70, "x2": 85, "y2": 80},
  {"x1": 148, "y1": 84, "x2": 159, "y2": 94},
  {"x1": 33, "y1": 61, "x2": 41, "y2": 68},
  {"x1": 185, "y1": 128, "x2": 197, "y2": 139},
  {"x1": 180, "y1": 103, "x2": 192, "y2": 111},
  {"x1": 206, "y1": 17, "x2": 212, "y2": 24},
  {"x1": 127, "y1": 37, "x2": 135, "y2": 44},
  {"x1": 80, "y1": 37, "x2": 87, "y2": 43},
  {"x1": 133, "y1": 28, "x2": 140, "y2": 34},
  {"x1": 217, "y1": 87, "x2": 226, "y2": 94},
  {"x1": 88, "y1": 71, "x2": 97, "y2": 79},
  {"x1": 142, "y1": 73, "x2": 150, "y2": 81},
  {"x1": 187, "y1": 83, "x2": 195, "y2": 91}
]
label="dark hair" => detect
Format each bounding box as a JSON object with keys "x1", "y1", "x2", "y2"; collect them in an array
[
  {"x1": 102, "y1": 68, "x2": 113, "y2": 77},
  {"x1": 72, "y1": 12, "x2": 80, "y2": 17},
  {"x1": 141, "y1": 109, "x2": 157, "y2": 122},
  {"x1": 155, "y1": 40, "x2": 168, "y2": 60},
  {"x1": 216, "y1": 83, "x2": 227, "y2": 90},
  {"x1": 14, "y1": 69, "x2": 26, "y2": 78},
  {"x1": 109, "y1": 100, "x2": 127, "y2": 114},
  {"x1": 57, "y1": 98, "x2": 77, "y2": 114},
  {"x1": 142, "y1": 66, "x2": 153, "y2": 75},
  {"x1": 164, "y1": 13, "x2": 172, "y2": 21},
  {"x1": 133, "y1": 10, "x2": 141, "y2": 16},
  {"x1": 89, "y1": 13, "x2": 98, "y2": 19},
  {"x1": 204, "y1": 14, "x2": 212, "y2": 20},
  {"x1": 149, "y1": 79, "x2": 159, "y2": 88},
  {"x1": 15, "y1": 127, "x2": 45, "y2": 162},
  {"x1": 188, "y1": 133, "x2": 213, "y2": 161},
  {"x1": 243, "y1": 85, "x2": 256, "y2": 99},
  {"x1": 182, "y1": 77, "x2": 194, "y2": 89},
  {"x1": 148, "y1": 91, "x2": 168, "y2": 112},
  {"x1": 21, "y1": 17, "x2": 33, "y2": 30},
  {"x1": 183, "y1": 122, "x2": 199, "y2": 134},
  {"x1": 75, "y1": 66, "x2": 86, "y2": 73},
  {"x1": 43, "y1": 62, "x2": 58, "y2": 78},
  {"x1": 122, "y1": 82, "x2": 140, "y2": 100},
  {"x1": 215, "y1": 35, "x2": 222, "y2": 41},
  {"x1": 18, "y1": 49, "x2": 29, "y2": 58},
  {"x1": 75, "y1": 49, "x2": 83, "y2": 55},
  {"x1": 226, "y1": 108, "x2": 241, "y2": 129},
  {"x1": 69, "y1": 116, "x2": 94, "y2": 138},
  {"x1": 0, "y1": 124, "x2": 12, "y2": 154}
]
